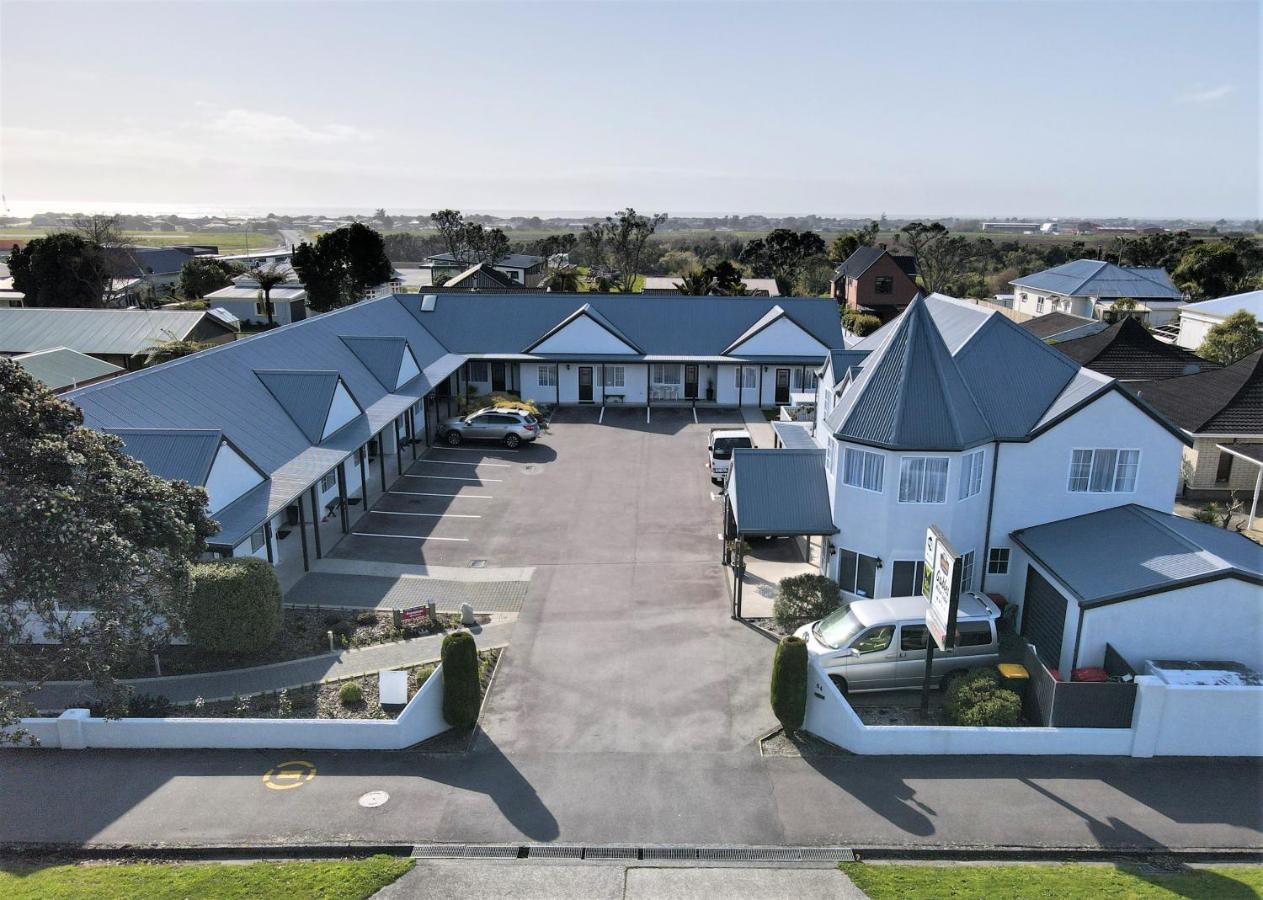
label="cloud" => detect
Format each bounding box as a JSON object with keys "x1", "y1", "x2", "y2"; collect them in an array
[
  {"x1": 207, "y1": 109, "x2": 371, "y2": 145},
  {"x1": 1176, "y1": 84, "x2": 1235, "y2": 104}
]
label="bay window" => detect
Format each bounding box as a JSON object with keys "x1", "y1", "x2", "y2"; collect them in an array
[
  {"x1": 1068, "y1": 448, "x2": 1140, "y2": 493},
  {"x1": 898, "y1": 457, "x2": 949, "y2": 503}
]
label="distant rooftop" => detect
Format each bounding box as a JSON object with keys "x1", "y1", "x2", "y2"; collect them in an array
[{"x1": 1012, "y1": 260, "x2": 1183, "y2": 300}]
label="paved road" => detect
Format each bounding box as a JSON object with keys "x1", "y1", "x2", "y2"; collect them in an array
[{"x1": 1, "y1": 409, "x2": 1260, "y2": 851}]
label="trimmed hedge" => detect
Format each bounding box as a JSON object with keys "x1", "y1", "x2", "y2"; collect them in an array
[
  {"x1": 771, "y1": 636, "x2": 809, "y2": 735},
  {"x1": 184, "y1": 557, "x2": 282, "y2": 654},
  {"x1": 338, "y1": 682, "x2": 363, "y2": 707},
  {"x1": 945, "y1": 667, "x2": 1022, "y2": 726},
  {"x1": 773, "y1": 574, "x2": 842, "y2": 632},
  {"x1": 441, "y1": 631, "x2": 480, "y2": 728}
]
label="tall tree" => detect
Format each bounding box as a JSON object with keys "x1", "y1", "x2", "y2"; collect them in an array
[
  {"x1": 1198, "y1": 310, "x2": 1263, "y2": 365},
  {"x1": 582, "y1": 208, "x2": 667, "y2": 292},
  {"x1": 740, "y1": 229, "x2": 826, "y2": 295},
  {"x1": 827, "y1": 221, "x2": 881, "y2": 265},
  {"x1": 8, "y1": 233, "x2": 111, "y2": 308},
  {"x1": 430, "y1": 209, "x2": 469, "y2": 261},
  {"x1": 0, "y1": 360, "x2": 217, "y2": 735},
  {"x1": 249, "y1": 263, "x2": 290, "y2": 326},
  {"x1": 465, "y1": 224, "x2": 511, "y2": 266},
  {"x1": 1172, "y1": 238, "x2": 1263, "y2": 300},
  {"x1": 898, "y1": 222, "x2": 990, "y2": 294},
  {"x1": 177, "y1": 257, "x2": 236, "y2": 300},
  {"x1": 291, "y1": 223, "x2": 393, "y2": 312}
]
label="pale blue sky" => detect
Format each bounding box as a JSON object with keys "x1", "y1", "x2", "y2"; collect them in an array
[{"x1": 1, "y1": 0, "x2": 1258, "y2": 218}]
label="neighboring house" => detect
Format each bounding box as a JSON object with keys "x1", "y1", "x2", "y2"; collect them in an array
[
  {"x1": 0, "y1": 307, "x2": 239, "y2": 370},
  {"x1": 1019, "y1": 311, "x2": 1106, "y2": 343},
  {"x1": 728, "y1": 293, "x2": 1192, "y2": 674},
  {"x1": 1010, "y1": 504, "x2": 1262, "y2": 673},
  {"x1": 442, "y1": 263, "x2": 520, "y2": 290},
  {"x1": 11, "y1": 347, "x2": 123, "y2": 392},
  {"x1": 1048, "y1": 316, "x2": 1219, "y2": 382},
  {"x1": 205, "y1": 268, "x2": 309, "y2": 326},
  {"x1": 1010, "y1": 260, "x2": 1185, "y2": 325},
  {"x1": 1175, "y1": 289, "x2": 1263, "y2": 352},
  {"x1": 107, "y1": 245, "x2": 195, "y2": 306},
  {"x1": 419, "y1": 252, "x2": 544, "y2": 288},
  {"x1": 641, "y1": 276, "x2": 781, "y2": 297},
  {"x1": 829, "y1": 247, "x2": 919, "y2": 322},
  {"x1": 1130, "y1": 349, "x2": 1263, "y2": 499}
]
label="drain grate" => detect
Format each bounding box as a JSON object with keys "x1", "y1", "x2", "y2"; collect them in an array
[
  {"x1": 526, "y1": 845, "x2": 584, "y2": 859},
  {"x1": 462, "y1": 845, "x2": 520, "y2": 859},
  {"x1": 584, "y1": 847, "x2": 640, "y2": 860},
  {"x1": 413, "y1": 843, "x2": 855, "y2": 863},
  {"x1": 698, "y1": 848, "x2": 802, "y2": 862},
  {"x1": 642, "y1": 848, "x2": 698, "y2": 861},
  {"x1": 411, "y1": 845, "x2": 466, "y2": 859},
  {"x1": 800, "y1": 848, "x2": 856, "y2": 862}
]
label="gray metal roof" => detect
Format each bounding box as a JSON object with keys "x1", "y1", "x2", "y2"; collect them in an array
[
  {"x1": 1011, "y1": 260, "x2": 1183, "y2": 299},
  {"x1": 727, "y1": 448, "x2": 837, "y2": 536},
  {"x1": 12, "y1": 347, "x2": 122, "y2": 391},
  {"x1": 771, "y1": 420, "x2": 817, "y2": 450},
  {"x1": 1011, "y1": 504, "x2": 1263, "y2": 607},
  {"x1": 339, "y1": 336, "x2": 417, "y2": 391},
  {"x1": 108, "y1": 428, "x2": 223, "y2": 486},
  {"x1": 256, "y1": 370, "x2": 350, "y2": 443},
  {"x1": 0, "y1": 308, "x2": 222, "y2": 356},
  {"x1": 426, "y1": 252, "x2": 543, "y2": 270}
]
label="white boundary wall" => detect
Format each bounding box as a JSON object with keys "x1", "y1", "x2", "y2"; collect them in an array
[
  {"x1": 14, "y1": 665, "x2": 448, "y2": 751},
  {"x1": 803, "y1": 659, "x2": 1263, "y2": 757}
]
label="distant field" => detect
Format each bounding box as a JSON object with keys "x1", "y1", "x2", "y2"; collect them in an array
[{"x1": 0, "y1": 228, "x2": 284, "y2": 253}]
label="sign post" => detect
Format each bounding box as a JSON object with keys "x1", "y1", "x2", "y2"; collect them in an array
[{"x1": 921, "y1": 526, "x2": 962, "y2": 717}]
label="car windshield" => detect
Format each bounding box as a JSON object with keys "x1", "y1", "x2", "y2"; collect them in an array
[
  {"x1": 712, "y1": 437, "x2": 753, "y2": 460},
  {"x1": 813, "y1": 605, "x2": 863, "y2": 650}
]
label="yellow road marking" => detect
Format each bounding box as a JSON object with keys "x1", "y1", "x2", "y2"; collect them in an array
[{"x1": 263, "y1": 759, "x2": 317, "y2": 791}]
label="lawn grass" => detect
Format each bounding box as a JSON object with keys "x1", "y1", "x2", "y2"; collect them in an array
[
  {"x1": 839, "y1": 862, "x2": 1263, "y2": 899},
  {"x1": 0, "y1": 227, "x2": 285, "y2": 253},
  {"x1": 0, "y1": 855, "x2": 413, "y2": 900}
]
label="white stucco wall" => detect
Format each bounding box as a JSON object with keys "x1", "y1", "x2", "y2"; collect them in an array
[
  {"x1": 322, "y1": 381, "x2": 361, "y2": 439},
  {"x1": 531, "y1": 315, "x2": 638, "y2": 354},
  {"x1": 729, "y1": 317, "x2": 830, "y2": 357},
  {"x1": 203, "y1": 442, "x2": 263, "y2": 514},
  {"x1": 1175, "y1": 312, "x2": 1217, "y2": 351},
  {"x1": 396, "y1": 349, "x2": 421, "y2": 388}
]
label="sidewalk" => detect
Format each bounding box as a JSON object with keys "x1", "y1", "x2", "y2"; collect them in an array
[
  {"x1": 741, "y1": 407, "x2": 777, "y2": 449},
  {"x1": 21, "y1": 621, "x2": 514, "y2": 712}
]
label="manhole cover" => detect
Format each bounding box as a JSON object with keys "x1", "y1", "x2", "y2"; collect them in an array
[{"x1": 358, "y1": 790, "x2": 389, "y2": 808}]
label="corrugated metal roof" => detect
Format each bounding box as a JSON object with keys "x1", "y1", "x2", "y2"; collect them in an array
[
  {"x1": 771, "y1": 420, "x2": 817, "y2": 450},
  {"x1": 0, "y1": 308, "x2": 222, "y2": 356},
  {"x1": 256, "y1": 370, "x2": 347, "y2": 443},
  {"x1": 728, "y1": 449, "x2": 837, "y2": 536},
  {"x1": 1179, "y1": 288, "x2": 1263, "y2": 318},
  {"x1": 12, "y1": 347, "x2": 122, "y2": 390},
  {"x1": 109, "y1": 428, "x2": 223, "y2": 486},
  {"x1": 426, "y1": 252, "x2": 542, "y2": 269},
  {"x1": 1011, "y1": 260, "x2": 1183, "y2": 299},
  {"x1": 1011, "y1": 504, "x2": 1263, "y2": 607},
  {"x1": 340, "y1": 336, "x2": 413, "y2": 391}
]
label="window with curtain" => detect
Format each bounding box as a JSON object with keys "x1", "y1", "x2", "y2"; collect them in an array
[
  {"x1": 839, "y1": 549, "x2": 879, "y2": 597},
  {"x1": 1068, "y1": 449, "x2": 1140, "y2": 493},
  {"x1": 891, "y1": 560, "x2": 926, "y2": 597},
  {"x1": 735, "y1": 366, "x2": 757, "y2": 389},
  {"x1": 843, "y1": 447, "x2": 884, "y2": 492},
  {"x1": 537, "y1": 365, "x2": 557, "y2": 387},
  {"x1": 959, "y1": 449, "x2": 985, "y2": 499},
  {"x1": 604, "y1": 366, "x2": 625, "y2": 387},
  {"x1": 652, "y1": 364, "x2": 681, "y2": 385},
  {"x1": 898, "y1": 457, "x2": 949, "y2": 503},
  {"x1": 467, "y1": 361, "x2": 489, "y2": 382}
]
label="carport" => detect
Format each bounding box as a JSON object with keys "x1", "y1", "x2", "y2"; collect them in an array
[{"x1": 722, "y1": 448, "x2": 837, "y2": 618}]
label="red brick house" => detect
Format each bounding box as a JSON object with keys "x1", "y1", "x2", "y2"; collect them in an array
[{"x1": 830, "y1": 247, "x2": 919, "y2": 322}]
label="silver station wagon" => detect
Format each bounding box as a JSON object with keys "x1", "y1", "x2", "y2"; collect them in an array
[{"x1": 439, "y1": 407, "x2": 540, "y2": 448}]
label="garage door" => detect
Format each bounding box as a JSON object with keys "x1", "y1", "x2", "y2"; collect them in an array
[{"x1": 1021, "y1": 566, "x2": 1067, "y2": 671}]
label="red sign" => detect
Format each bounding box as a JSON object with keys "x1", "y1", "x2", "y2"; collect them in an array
[{"x1": 400, "y1": 606, "x2": 430, "y2": 623}]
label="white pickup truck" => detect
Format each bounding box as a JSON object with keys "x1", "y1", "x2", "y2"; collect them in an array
[{"x1": 708, "y1": 427, "x2": 753, "y2": 483}]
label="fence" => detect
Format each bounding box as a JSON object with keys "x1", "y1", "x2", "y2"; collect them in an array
[
  {"x1": 1022, "y1": 643, "x2": 1137, "y2": 729},
  {"x1": 13, "y1": 665, "x2": 448, "y2": 751}
]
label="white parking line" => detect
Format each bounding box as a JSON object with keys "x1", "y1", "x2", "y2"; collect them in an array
[
  {"x1": 693, "y1": 407, "x2": 699, "y2": 424},
  {"x1": 403, "y1": 474, "x2": 502, "y2": 482},
  {"x1": 389, "y1": 490, "x2": 493, "y2": 499},
  {"x1": 351, "y1": 533, "x2": 470, "y2": 542},
  {"x1": 370, "y1": 510, "x2": 481, "y2": 519},
  {"x1": 598, "y1": 406, "x2": 605, "y2": 425},
  {"x1": 416, "y1": 459, "x2": 511, "y2": 468},
  {"x1": 428, "y1": 446, "x2": 518, "y2": 454}
]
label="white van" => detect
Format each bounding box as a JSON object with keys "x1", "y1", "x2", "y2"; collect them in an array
[
  {"x1": 795, "y1": 592, "x2": 1001, "y2": 694},
  {"x1": 708, "y1": 428, "x2": 752, "y2": 482}
]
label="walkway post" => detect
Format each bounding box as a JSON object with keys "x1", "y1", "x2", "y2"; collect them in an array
[
  {"x1": 309, "y1": 485, "x2": 323, "y2": 559},
  {"x1": 358, "y1": 445, "x2": 369, "y2": 506},
  {"x1": 395, "y1": 416, "x2": 404, "y2": 472},
  {"x1": 263, "y1": 521, "x2": 274, "y2": 565},
  {"x1": 379, "y1": 442, "x2": 387, "y2": 492},
  {"x1": 336, "y1": 462, "x2": 349, "y2": 533},
  {"x1": 297, "y1": 493, "x2": 310, "y2": 572}
]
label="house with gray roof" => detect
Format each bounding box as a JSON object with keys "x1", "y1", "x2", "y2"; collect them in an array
[
  {"x1": 1011, "y1": 259, "x2": 1185, "y2": 326},
  {"x1": 419, "y1": 252, "x2": 544, "y2": 288},
  {"x1": 12, "y1": 347, "x2": 123, "y2": 392},
  {"x1": 1175, "y1": 288, "x2": 1263, "y2": 352}
]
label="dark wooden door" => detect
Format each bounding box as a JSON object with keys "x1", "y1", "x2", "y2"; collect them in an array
[
  {"x1": 1021, "y1": 566, "x2": 1068, "y2": 671},
  {"x1": 491, "y1": 362, "x2": 506, "y2": 392},
  {"x1": 684, "y1": 365, "x2": 699, "y2": 399},
  {"x1": 578, "y1": 366, "x2": 594, "y2": 403},
  {"x1": 775, "y1": 368, "x2": 790, "y2": 404}
]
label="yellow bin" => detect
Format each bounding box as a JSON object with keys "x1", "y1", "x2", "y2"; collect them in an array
[{"x1": 998, "y1": 662, "x2": 1029, "y2": 692}]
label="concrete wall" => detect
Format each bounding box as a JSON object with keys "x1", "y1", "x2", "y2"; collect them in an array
[
  {"x1": 802, "y1": 658, "x2": 1263, "y2": 757},
  {"x1": 15, "y1": 665, "x2": 448, "y2": 751},
  {"x1": 1184, "y1": 436, "x2": 1263, "y2": 493}
]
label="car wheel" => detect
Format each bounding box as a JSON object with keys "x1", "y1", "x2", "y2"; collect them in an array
[
  {"x1": 445, "y1": 431, "x2": 463, "y2": 446},
  {"x1": 828, "y1": 675, "x2": 849, "y2": 696},
  {"x1": 503, "y1": 433, "x2": 521, "y2": 449}
]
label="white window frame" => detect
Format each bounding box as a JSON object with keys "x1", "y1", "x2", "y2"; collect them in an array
[
  {"x1": 537, "y1": 364, "x2": 558, "y2": 388},
  {"x1": 960, "y1": 549, "x2": 976, "y2": 592},
  {"x1": 320, "y1": 471, "x2": 337, "y2": 493},
  {"x1": 959, "y1": 449, "x2": 985, "y2": 500},
  {"x1": 652, "y1": 363, "x2": 681, "y2": 386},
  {"x1": 604, "y1": 366, "x2": 625, "y2": 388},
  {"x1": 987, "y1": 547, "x2": 1010, "y2": 575},
  {"x1": 839, "y1": 548, "x2": 879, "y2": 598},
  {"x1": 1068, "y1": 448, "x2": 1141, "y2": 494},
  {"x1": 842, "y1": 447, "x2": 884, "y2": 493},
  {"x1": 826, "y1": 437, "x2": 837, "y2": 473},
  {"x1": 898, "y1": 456, "x2": 949, "y2": 504},
  {"x1": 736, "y1": 366, "x2": 757, "y2": 389}
]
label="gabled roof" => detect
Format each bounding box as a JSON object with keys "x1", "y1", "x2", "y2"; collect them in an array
[
  {"x1": 1011, "y1": 260, "x2": 1183, "y2": 300},
  {"x1": 1053, "y1": 316, "x2": 1220, "y2": 381},
  {"x1": 727, "y1": 449, "x2": 837, "y2": 536},
  {"x1": 108, "y1": 428, "x2": 224, "y2": 486},
  {"x1": 108, "y1": 245, "x2": 193, "y2": 278},
  {"x1": 1131, "y1": 349, "x2": 1263, "y2": 434},
  {"x1": 826, "y1": 295, "x2": 993, "y2": 450},
  {"x1": 445, "y1": 262, "x2": 518, "y2": 289},
  {"x1": 819, "y1": 349, "x2": 871, "y2": 379},
  {"x1": 721, "y1": 304, "x2": 829, "y2": 357},
  {"x1": 13, "y1": 347, "x2": 121, "y2": 391},
  {"x1": 0, "y1": 307, "x2": 230, "y2": 356},
  {"x1": 1179, "y1": 289, "x2": 1263, "y2": 319},
  {"x1": 339, "y1": 336, "x2": 421, "y2": 391},
  {"x1": 831, "y1": 246, "x2": 917, "y2": 282},
  {"x1": 1011, "y1": 504, "x2": 1263, "y2": 608},
  {"x1": 255, "y1": 370, "x2": 361, "y2": 443},
  {"x1": 426, "y1": 252, "x2": 543, "y2": 270},
  {"x1": 523, "y1": 303, "x2": 643, "y2": 354},
  {"x1": 1020, "y1": 311, "x2": 1106, "y2": 342}
]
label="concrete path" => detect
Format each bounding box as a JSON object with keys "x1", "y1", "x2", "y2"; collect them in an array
[
  {"x1": 306, "y1": 558, "x2": 536, "y2": 583},
  {"x1": 287, "y1": 571, "x2": 529, "y2": 613},
  {"x1": 21, "y1": 622, "x2": 514, "y2": 711},
  {"x1": 740, "y1": 407, "x2": 777, "y2": 449},
  {"x1": 374, "y1": 861, "x2": 867, "y2": 900}
]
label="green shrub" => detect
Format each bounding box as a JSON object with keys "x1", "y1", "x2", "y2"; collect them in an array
[
  {"x1": 945, "y1": 667, "x2": 1021, "y2": 726},
  {"x1": 338, "y1": 682, "x2": 363, "y2": 707},
  {"x1": 770, "y1": 636, "x2": 809, "y2": 735},
  {"x1": 330, "y1": 620, "x2": 355, "y2": 638},
  {"x1": 772, "y1": 574, "x2": 842, "y2": 632},
  {"x1": 842, "y1": 308, "x2": 883, "y2": 337},
  {"x1": 184, "y1": 557, "x2": 282, "y2": 654},
  {"x1": 441, "y1": 632, "x2": 481, "y2": 728},
  {"x1": 356, "y1": 610, "x2": 379, "y2": 626}
]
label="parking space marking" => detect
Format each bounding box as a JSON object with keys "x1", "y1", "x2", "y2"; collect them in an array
[
  {"x1": 416, "y1": 459, "x2": 511, "y2": 468},
  {"x1": 598, "y1": 407, "x2": 605, "y2": 425},
  {"x1": 351, "y1": 532, "x2": 470, "y2": 542},
  {"x1": 427, "y1": 446, "x2": 518, "y2": 455},
  {"x1": 693, "y1": 407, "x2": 699, "y2": 424},
  {"x1": 403, "y1": 474, "x2": 502, "y2": 482},
  {"x1": 389, "y1": 490, "x2": 493, "y2": 499},
  {"x1": 370, "y1": 510, "x2": 481, "y2": 519}
]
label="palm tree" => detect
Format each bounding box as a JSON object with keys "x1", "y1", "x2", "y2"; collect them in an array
[
  {"x1": 544, "y1": 267, "x2": 580, "y2": 292},
  {"x1": 250, "y1": 263, "x2": 289, "y2": 327},
  {"x1": 674, "y1": 270, "x2": 715, "y2": 295},
  {"x1": 146, "y1": 330, "x2": 210, "y2": 366}
]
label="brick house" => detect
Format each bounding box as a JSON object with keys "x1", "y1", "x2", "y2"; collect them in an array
[{"x1": 829, "y1": 247, "x2": 919, "y2": 323}]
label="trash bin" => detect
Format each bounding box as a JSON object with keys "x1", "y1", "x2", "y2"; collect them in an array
[{"x1": 998, "y1": 662, "x2": 1029, "y2": 694}]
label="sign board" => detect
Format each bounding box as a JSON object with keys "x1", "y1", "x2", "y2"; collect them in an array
[
  {"x1": 392, "y1": 603, "x2": 436, "y2": 629},
  {"x1": 923, "y1": 526, "x2": 962, "y2": 651}
]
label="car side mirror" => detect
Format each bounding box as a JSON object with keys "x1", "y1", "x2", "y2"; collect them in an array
[
  {"x1": 848, "y1": 648, "x2": 862, "y2": 657},
  {"x1": 707, "y1": 445, "x2": 713, "y2": 452}
]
